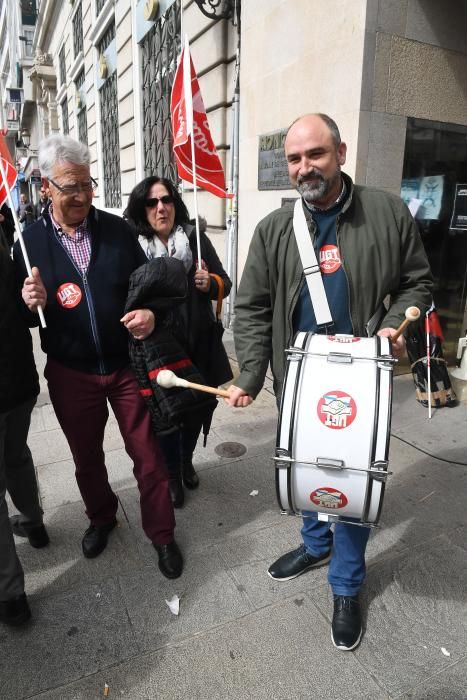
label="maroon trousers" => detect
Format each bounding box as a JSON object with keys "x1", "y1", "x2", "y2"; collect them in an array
[{"x1": 45, "y1": 359, "x2": 175, "y2": 545}]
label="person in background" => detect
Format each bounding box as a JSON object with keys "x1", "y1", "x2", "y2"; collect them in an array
[
  {"x1": 125, "y1": 176, "x2": 232, "y2": 508},
  {"x1": 34, "y1": 187, "x2": 50, "y2": 219},
  {"x1": 14, "y1": 135, "x2": 183, "y2": 580},
  {"x1": 17, "y1": 193, "x2": 35, "y2": 229},
  {"x1": 0, "y1": 226, "x2": 49, "y2": 627},
  {"x1": 0, "y1": 204, "x2": 15, "y2": 248}
]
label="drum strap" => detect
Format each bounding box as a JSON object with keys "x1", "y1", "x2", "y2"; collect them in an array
[{"x1": 293, "y1": 199, "x2": 333, "y2": 327}]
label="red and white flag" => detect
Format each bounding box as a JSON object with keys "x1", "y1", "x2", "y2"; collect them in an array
[
  {"x1": 0, "y1": 129, "x2": 17, "y2": 208},
  {"x1": 170, "y1": 41, "x2": 231, "y2": 199}
]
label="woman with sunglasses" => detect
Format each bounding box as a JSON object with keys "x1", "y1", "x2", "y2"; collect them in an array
[{"x1": 125, "y1": 176, "x2": 232, "y2": 507}]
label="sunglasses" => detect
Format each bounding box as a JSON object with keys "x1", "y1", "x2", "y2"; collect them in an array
[{"x1": 144, "y1": 195, "x2": 174, "y2": 208}]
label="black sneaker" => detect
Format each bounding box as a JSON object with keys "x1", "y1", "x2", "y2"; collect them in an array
[
  {"x1": 267, "y1": 544, "x2": 331, "y2": 581},
  {"x1": 0, "y1": 593, "x2": 31, "y2": 626},
  {"x1": 331, "y1": 594, "x2": 362, "y2": 651},
  {"x1": 10, "y1": 515, "x2": 50, "y2": 548}
]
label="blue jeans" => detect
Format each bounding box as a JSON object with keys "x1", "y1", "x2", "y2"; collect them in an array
[{"x1": 301, "y1": 512, "x2": 371, "y2": 596}]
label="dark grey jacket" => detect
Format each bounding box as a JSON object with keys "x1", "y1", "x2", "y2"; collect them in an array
[{"x1": 234, "y1": 173, "x2": 433, "y2": 398}]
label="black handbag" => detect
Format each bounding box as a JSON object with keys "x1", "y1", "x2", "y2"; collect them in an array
[{"x1": 205, "y1": 273, "x2": 233, "y2": 388}]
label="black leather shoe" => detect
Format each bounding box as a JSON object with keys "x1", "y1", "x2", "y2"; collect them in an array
[
  {"x1": 154, "y1": 541, "x2": 183, "y2": 579},
  {"x1": 268, "y1": 544, "x2": 331, "y2": 581},
  {"x1": 0, "y1": 593, "x2": 31, "y2": 626},
  {"x1": 10, "y1": 515, "x2": 50, "y2": 548},
  {"x1": 169, "y1": 477, "x2": 184, "y2": 508},
  {"x1": 331, "y1": 594, "x2": 362, "y2": 651},
  {"x1": 182, "y1": 462, "x2": 199, "y2": 490},
  {"x1": 82, "y1": 519, "x2": 117, "y2": 559}
]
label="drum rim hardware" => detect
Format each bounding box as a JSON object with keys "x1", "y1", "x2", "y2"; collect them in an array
[
  {"x1": 273, "y1": 454, "x2": 391, "y2": 479},
  {"x1": 285, "y1": 347, "x2": 396, "y2": 366}
]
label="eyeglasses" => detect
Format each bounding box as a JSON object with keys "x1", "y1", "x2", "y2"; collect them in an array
[
  {"x1": 144, "y1": 195, "x2": 174, "y2": 208},
  {"x1": 48, "y1": 177, "x2": 98, "y2": 195}
]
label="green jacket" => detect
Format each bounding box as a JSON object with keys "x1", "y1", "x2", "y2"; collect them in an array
[{"x1": 234, "y1": 173, "x2": 433, "y2": 398}]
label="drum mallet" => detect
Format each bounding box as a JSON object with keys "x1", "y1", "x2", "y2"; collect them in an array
[
  {"x1": 156, "y1": 369, "x2": 230, "y2": 398},
  {"x1": 390, "y1": 306, "x2": 421, "y2": 343}
]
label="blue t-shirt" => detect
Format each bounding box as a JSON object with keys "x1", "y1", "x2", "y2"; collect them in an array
[{"x1": 292, "y1": 197, "x2": 353, "y2": 335}]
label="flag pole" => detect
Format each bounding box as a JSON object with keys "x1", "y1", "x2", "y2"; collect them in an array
[
  {"x1": 425, "y1": 310, "x2": 432, "y2": 419},
  {"x1": 0, "y1": 155, "x2": 46, "y2": 328},
  {"x1": 183, "y1": 35, "x2": 202, "y2": 270}
]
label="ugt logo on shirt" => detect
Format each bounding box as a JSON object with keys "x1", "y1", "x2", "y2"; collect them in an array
[
  {"x1": 319, "y1": 244, "x2": 341, "y2": 274},
  {"x1": 56, "y1": 282, "x2": 82, "y2": 309}
]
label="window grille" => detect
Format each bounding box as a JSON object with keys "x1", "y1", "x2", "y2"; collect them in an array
[
  {"x1": 96, "y1": 0, "x2": 106, "y2": 15},
  {"x1": 98, "y1": 23, "x2": 120, "y2": 207},
  {"x1": 61, "y1": 99, "x2": 69, "y2": 135},
  {"x1": 59, "y1": 46, "x2": 66, "y2": 87},
  {"x1": 76, "y1": 71, "x2": 87, "y2": 144},
  {"x1": 140, "y1": 0, "x2": 181, "y2": 181},
  {"x1": 98, "y1": 22, "x2": 115, "y2": 53},
  {"x1": 72, "y1": 3, "x2": 83, "y2": 57}
]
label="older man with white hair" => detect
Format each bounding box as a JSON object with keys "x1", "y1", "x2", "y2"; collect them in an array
[{"x1": 13, "y1": 135, "x2": 182, "y2": 579}]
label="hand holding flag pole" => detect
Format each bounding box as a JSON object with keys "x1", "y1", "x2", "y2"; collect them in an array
[{"x1": 0, "y1": 135, "x2": 46, "y2": 328}]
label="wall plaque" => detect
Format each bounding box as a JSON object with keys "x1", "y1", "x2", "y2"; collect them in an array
[{"x1": 258, "y1": 128, "x2": 290, "y2": 190}]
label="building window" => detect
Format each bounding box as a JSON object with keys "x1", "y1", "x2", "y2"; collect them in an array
[
  {"x1": 22, "y1": 29, "x2": 34, "y2": 58},
  {"x1": 98, "y1": 21, "x2": 115, "y2": 53},
  {"x1": 98, "y1": 23, "x2": 120, "y2": 208},
  {"x1": 402, "y1": 117, "x2": 467, "y2": 361},
  {"x1": 61, "y1": 99, "x2": 69, "y2": 135},
  {"x1": 96, "y1": 0, "x2": 106, "y2": 15},
  {"x1": 72, "y1": 3, "x2": 84, "y2": 58},
  {"x1": 140, "y1": 1, "x2": 181, "y2": 181},
  {"x1": 59, "y1": 46, "x2": 66, "y2": 87},
  {"x1": 75, "y1": 70, "x2": 87, "y2": 144},
  {"x1": 21, "y1": 0, "x2": 36, "y2": 26}
]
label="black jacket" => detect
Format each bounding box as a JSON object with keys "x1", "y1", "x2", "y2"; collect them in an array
[
  {"x1": 124, "y1": 256, "x2": 217, "y2": 434},
  {"x1": 13, "y1": 207, "x2": 148, "y2": 375},
  {"x1": 0, "y1": 229, "x2": 39, "y2": 411},
  {"x1": 183, "y1": 224, "x2": 232, "y2": 386}
]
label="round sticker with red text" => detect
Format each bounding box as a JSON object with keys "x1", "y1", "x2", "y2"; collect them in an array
[
  {"x1": 56, "y1": 283, "x2": 82, "y2": 309},
  {"x1": 319, "y1": 244, "x2": 341, "y2": 274},
  {"x1": 317, "y1": 390, "x2": 357, "y2": 429},
  {"x1": 310, "y1": 487, "x2": 348, "y2": 510},
  {"x1": 327, "y1": 335, "x2": 360, "y2": 343}
]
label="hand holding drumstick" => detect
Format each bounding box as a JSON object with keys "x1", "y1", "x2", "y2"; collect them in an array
[{"x1": 377, "y1": 306, "x2": 420, "y2": 358}]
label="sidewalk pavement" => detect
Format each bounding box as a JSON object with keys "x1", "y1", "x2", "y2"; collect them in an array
[{"x1": 2, "y1": 329, "x2": 466, "y2": 700}]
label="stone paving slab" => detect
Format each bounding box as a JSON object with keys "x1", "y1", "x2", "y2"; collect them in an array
[
  {"x1": 29, "y1": 598, "x2": 390, "y2": 700},
  {"x1": 391, "y1": 374, "x2": 467, "y2": 464},
  {"x1": 395, "y1": 657, "x2": 467, "y2": 699},
  {"x1": 117, "y1": 454, "x2": 284, "y2": 563},
  {"x1": 119, "y1": 548, "x2": 254, "y2": 653},
  {"x1": 366, "y1": 440, "x2": 467, "y2": 564},
  {"x1": 0, "y1": 579, "x2": 139, "y2": 700},
  {"x1": 13, "y1": 500, "x2": 145, "y2": 599},
  {"x1": 342, "y1": 534, "x2": 467, "y2": 698}
]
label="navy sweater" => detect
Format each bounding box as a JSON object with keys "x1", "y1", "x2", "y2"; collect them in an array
[{"x1": 13, "y1": 207, "x2": 147, "y2": 375}]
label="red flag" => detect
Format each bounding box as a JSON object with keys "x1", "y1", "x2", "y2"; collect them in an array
[
  {"x1": 170, "y1": 45, "x2": 232, "y2": 199},
  {"x1": 425, "y1": 306, "x2": 444, "y2": 342},
  {"x1": 0, "y1": 129, "x2": 17, "y2": 208}
]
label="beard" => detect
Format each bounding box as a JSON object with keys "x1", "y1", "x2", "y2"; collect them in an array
[{"x1": 297, "y1": 166, "x2": 341, "y2": 205}]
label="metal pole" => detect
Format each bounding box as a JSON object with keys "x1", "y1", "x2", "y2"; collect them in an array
[{"x1": 224, "y1": 46, "x2": 240, "y2": 328}]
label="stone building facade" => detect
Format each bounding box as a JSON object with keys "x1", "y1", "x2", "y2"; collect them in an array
[{"x1": 1, "y1": 0, "x2": 466, "y2": 348}]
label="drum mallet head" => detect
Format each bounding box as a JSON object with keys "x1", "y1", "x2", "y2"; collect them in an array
[
  {"x1": 156, "y1": 369, "x2": 189, "y2": 389},
  {"x1": 391, "y1": 306, "x2": 421, "y2": 343},
  {"x1": 405, "y1": 306, "x2": 421, "y2": 323}
]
